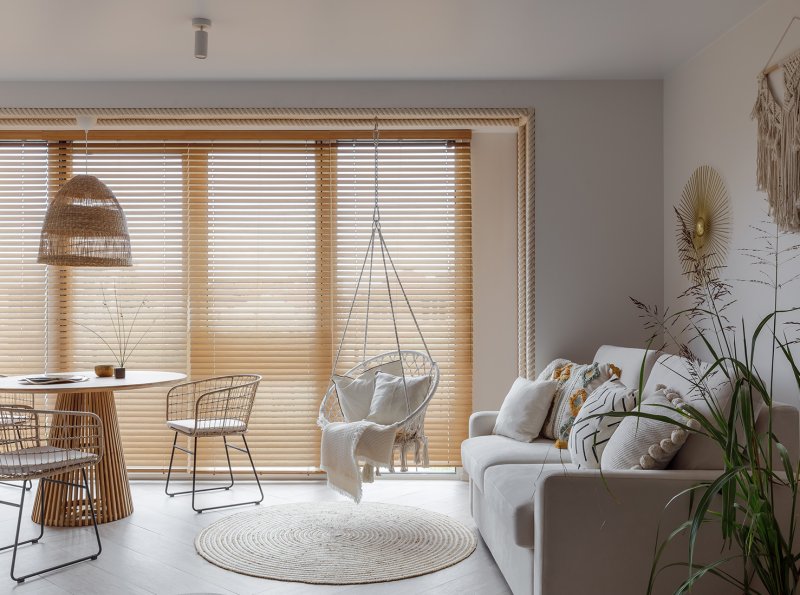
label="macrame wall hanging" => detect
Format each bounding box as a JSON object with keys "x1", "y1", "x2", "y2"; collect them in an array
[{"x1": 753, "y1": 16, "x2": 800, "y2": 232}]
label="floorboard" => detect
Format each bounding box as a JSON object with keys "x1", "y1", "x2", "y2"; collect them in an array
[{"x1": 0, "y1": 479, "x2": 510, "y2": 595}]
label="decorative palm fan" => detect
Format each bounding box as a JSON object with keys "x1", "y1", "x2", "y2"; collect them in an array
[{"x1": 676, "y1": 165, "x2": 731, "y2": 278}]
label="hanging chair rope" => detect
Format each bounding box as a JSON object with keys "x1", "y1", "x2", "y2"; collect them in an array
[{"x1": 329, "y1": 119, "x2": 434, "y2": 417}]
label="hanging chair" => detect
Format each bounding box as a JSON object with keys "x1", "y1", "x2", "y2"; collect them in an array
[{"x1": 317, "y1": 123, "x2": 440, "y2": 472}]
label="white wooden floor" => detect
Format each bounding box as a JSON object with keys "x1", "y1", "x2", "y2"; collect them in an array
[{"x1": 0, "y1": 479, "x2": 511, "y2": 595}]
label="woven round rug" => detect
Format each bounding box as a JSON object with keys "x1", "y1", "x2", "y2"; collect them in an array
[{"x1": 194, "y1": 501, "x2": 477, "y2": 584}]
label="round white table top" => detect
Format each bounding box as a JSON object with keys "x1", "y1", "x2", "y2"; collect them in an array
[{"x1": 0, "y1": 370, "x2": 187, "y2": 394}]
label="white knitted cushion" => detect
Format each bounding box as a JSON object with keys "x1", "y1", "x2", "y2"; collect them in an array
[
  {"x1": 366, "y1": 373, "x2": 431, "y2": 425},
  {"x1": 493, "y1": 378, "x2": 559, "y2": 442},
  {"x1": 333, "y1": 360, "x2": 403, "y2": 422},
  {"x1": 568, "y1": 377, "x2": 638, "y2": 469},
  {"x1": 602, "y1": 385, "x2": 699, "y2": 470}
]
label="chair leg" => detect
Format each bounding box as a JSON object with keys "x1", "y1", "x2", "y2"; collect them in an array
[
  {"x1": 0, "y1": 479, "x2": 32, "y2": 491},
  {"x1": 165, "y1": 433, "x2": 234, "y2": 499},
  {"x1": 3, "y1": 471, "x2": 102, "y2": 583},
  {"x1": 165, "y1": 434, "x2": 258, "y2": 513}
]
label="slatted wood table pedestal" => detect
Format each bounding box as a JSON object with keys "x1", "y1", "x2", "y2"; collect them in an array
[{"x1": 0, "y1": 371, "x2": 186, "y2": 526}]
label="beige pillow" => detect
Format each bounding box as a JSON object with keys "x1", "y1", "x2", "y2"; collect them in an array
[
  {"x1": 366, "y1": 372, "x2": 431, "y2": 425},
  {"x1": 602, "y1": 385, "x2": 699, "y2": 470},
  {"x1": 333, "y1": 360, "x2": 403, "y2": 422},
  {"x1": 493, "y1": 377, "x2": 559, "y2": 442},
  {"x1": 542, "y1": 361, "x2": 620, "y2": 448}
]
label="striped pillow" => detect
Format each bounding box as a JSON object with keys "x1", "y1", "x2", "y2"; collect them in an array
[{"x1": 568, "y1": 377, "x2": 637, "y2": 468}]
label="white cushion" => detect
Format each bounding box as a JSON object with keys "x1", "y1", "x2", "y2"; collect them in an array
[
  {"x1": 493, "y1": 378, "x2": 558, "y2": 442},
  {"x1": 568, "y1": 377, "x2": 638, "y2": 469},
  {"x1": 602, "y1": 386, "x2": 697, "y2": 470},
  {"x1": 0, "y1": 445, "x2": 98, "y2": 475},
  {"x1": 333, "y1": 360, "x2": 403, "y2": 422},
  {"x1": 644, "y1": 354, "x2": 739, "y2": 470},
  {"x1": 461, "y1": 435, "x2": 567, "y2": 491},
  {"x1": 366, "y1": 372, "x2": 430, "y2": 425},
  {"x1": 168, "y1": 418, "x2": 247, "y2": 436}
]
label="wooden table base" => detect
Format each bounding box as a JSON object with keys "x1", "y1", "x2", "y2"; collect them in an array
[{"x1": 32, "y1": 390, "x2": 133, "y2": 526}]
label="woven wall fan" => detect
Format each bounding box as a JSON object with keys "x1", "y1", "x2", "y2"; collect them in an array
[{"x1": 676, "y1": 165, "x2": 731, "y2": 278}]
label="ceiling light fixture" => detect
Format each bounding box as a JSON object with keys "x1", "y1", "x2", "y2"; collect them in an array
[
  {"x1": 38, "y1": 115, "x2": 132, "y2": 267},
  {"x1": 193, "y1": 18, "x2": 211, "y2": 59}
]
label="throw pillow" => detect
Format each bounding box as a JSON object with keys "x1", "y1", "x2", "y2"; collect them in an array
[
  {"x1": 542, "y1": 361, "x2": 621, "y2": 448},
  {"x1": 333, "y1": 360, "x2": 404, "y2": 422},
  {"x1": 536, "y1": 358, "x2": 573, "y2": 382},
  {"x1": 492, "y1": 378, "x2": 559, "y2": 442},
  {"x1": 602, "y1": 385, "x2": 700, "y2": 470},
  {"x1": 366, "y1": 372, "x2": 431, "y2": 425},
  {"x1": 568, "y1": 377, "x2": 638, "y2": 468}
]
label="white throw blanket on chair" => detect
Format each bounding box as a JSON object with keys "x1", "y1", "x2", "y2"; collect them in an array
[{"x1": 320, "y1": 420, "x2": 397, "y2": 503}]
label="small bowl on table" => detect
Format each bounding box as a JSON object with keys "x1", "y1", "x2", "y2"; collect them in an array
[{"x1": 94, "y1": 365, "x2": 115, "y2": 378}]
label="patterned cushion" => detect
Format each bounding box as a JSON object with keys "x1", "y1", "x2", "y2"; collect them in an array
[
  {"x1": 542, "y1": 361, "x2": 620, "y2": 448},
  {"x1": 568, "y1": 377, "x2": 638, "y2": 468}
]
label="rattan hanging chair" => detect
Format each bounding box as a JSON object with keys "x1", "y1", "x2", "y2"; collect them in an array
[{"x1": 317, "y1": 123, "x2": 439, "y2": 472}]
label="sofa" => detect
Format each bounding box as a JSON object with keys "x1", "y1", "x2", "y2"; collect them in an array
[{"x1": 462, "y1": 345, "x2": 800, "y2": 595}]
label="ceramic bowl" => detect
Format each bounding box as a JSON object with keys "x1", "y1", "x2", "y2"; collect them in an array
[{"x1": 94, "y1": 364, "x2": 115, "y2": 378}]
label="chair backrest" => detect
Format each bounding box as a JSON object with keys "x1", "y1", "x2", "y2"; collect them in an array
[
  {"x1": 168, "y1": 374, "x2": 262, "y2": 430},
  {"x1": 319, "y1": 350, "x2": 439, "y2": 431}
]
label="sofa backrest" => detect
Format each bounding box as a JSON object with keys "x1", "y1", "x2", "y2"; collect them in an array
[
  {"x1": 643, "y1": 353, "x2": 800, "y2": 468},
  {"x1": 592, "y1": 345, "x2": 660, "y2": 389}
]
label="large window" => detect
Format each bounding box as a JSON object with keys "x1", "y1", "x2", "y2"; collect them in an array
[{"x1": 0, "y1": 133, "x2": 472, "y2": 472}]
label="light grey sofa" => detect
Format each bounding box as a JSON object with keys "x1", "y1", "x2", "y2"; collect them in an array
[{"x1": 462, "y1": 345, "x2": 800, "y2": 595}]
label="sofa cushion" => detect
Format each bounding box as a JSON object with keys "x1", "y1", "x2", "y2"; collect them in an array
[
  {"x1": 593, "y1": 345, "x2": 660, "y2": 390},
  {"x1": 483, "y1": 463, "x2": 577, "y2": 549},
  {"x1": 461, "y1": 435, "x2": 568, "y2": 491}
]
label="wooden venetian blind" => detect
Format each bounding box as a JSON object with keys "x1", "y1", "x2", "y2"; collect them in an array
[
  {"x1": 0, "y1": 142, "x2": 48, "y2": 376},
  {"x1": 0, "y1": 133, "x2": 471, "y2": 471}
]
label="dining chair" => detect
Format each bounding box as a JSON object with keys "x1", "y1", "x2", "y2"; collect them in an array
[
  {"x1": 0, "y1": 387, "x2": 35, "y2": 492},
  {"x1": 164, "y1": 374, "x2": 263, "y2": 513},
  {"x1": 0, "y1": 406, "x2": 103, "y2": 583}
]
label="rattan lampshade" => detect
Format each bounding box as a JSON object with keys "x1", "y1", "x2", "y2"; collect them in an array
[{"x1": 37, "y1": 174, "x2": 132, "y2": 267}]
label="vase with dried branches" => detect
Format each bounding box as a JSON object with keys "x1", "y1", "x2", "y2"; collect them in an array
[
  {"x1": 609, "y1": 209, "x2": 800, "y2": 594},
  {"x1": 76, "y1": 287, "x2": 152, "y2": 379}
]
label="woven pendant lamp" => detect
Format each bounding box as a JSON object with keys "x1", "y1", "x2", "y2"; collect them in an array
[
  {"x1": 37, "y1": 117, "x2": 132, "y2": 267},
  {"x1": 38, "y1": 175, "x2": 132, "y2": 267}
]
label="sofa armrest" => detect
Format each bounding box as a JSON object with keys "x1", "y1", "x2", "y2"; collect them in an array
[
  {"x1": 469, "y1": 411, "x2": 499, "y2": 438},
  {"x1": 532, "y1": 468, "x2": 763, "y2": 595}
]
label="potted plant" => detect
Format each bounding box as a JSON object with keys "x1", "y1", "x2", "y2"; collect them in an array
[{"x1": 613, "y1": 212, "x2": 800, "y2": 594}]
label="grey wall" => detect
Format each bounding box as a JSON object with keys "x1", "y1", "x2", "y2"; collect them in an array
[
  {"x1": 664, "y1": 0, "x2": 800, "y2": 403},
  {"x1": 1, "y1": 80, "x2": 665, "y2": 410}
]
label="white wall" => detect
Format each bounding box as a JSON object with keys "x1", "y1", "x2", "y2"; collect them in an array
[
  {"x1": 664, "y1": 0, "x2": 800, "y2": 403},
  {"x1": 0, "y1": 80, "x2": 664, "y2": 410}
]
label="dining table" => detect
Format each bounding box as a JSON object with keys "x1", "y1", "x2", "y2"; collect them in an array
[{"x1": 0, "y1": 370, "x2": 186, "y2": 527}]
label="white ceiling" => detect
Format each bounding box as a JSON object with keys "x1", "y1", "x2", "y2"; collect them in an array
[{"x1": 0, "y1": 0, "x2": 766, "y2": 81}]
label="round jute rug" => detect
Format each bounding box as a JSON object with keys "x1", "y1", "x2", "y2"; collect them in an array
[{"x1": 194, "y1": 501, "x2": 477, "y2": 584}]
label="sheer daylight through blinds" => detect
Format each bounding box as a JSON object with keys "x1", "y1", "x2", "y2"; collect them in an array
[{"x1": 0, "y1": 133, "x2": 472, "y2": 472}]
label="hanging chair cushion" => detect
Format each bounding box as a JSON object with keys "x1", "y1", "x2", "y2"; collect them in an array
[
  {"x1": 366, "y1": 372, "x2": 431, "y2": 425},
  {"x1": 333, "y1": 360, "x2": 404, "y2": 422}
]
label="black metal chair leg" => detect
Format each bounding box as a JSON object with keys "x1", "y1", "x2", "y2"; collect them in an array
[
  {"x1": 0, "y1": 479, "x2": 32, "y2": 491},
  {"x1": 4, "y1": 473, "x2": 102, "y2": 583},
  {"x1": 164, "y1": 434, "x2": 263, "y2": 514},
  {"x1": 165, "y1": 433, "x2": 234, "y2": 500}
]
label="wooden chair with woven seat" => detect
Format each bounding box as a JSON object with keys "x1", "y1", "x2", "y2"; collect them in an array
[
  {"x1": 0, "y1": 386, "x2": 36, "y2": 492},
  {"x1": 0, "y1": 405, "x2": 103, "y2": 583},
  {"x1": 164, "y1": 374, "x2": 263, "y2": 513}
]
